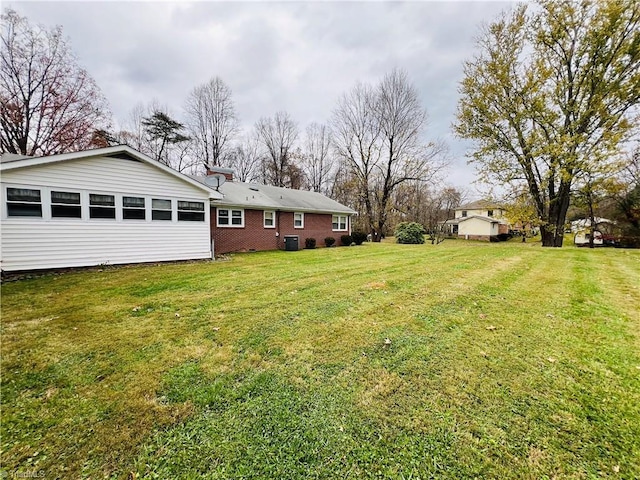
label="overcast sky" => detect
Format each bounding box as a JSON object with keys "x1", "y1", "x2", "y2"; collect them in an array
[{"x1": 7, "y1": 0, "x2": 516, "y2": 194}]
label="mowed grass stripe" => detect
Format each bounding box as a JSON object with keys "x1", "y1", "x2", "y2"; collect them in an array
[{"x1": 1, "y1": 242, "x2": 639, "y2": 478}]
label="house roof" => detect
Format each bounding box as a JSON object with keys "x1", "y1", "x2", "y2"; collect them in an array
[
  {"x1": 0, "y1": 145, "x2": 223, "y2": 199},
  {"x1": 456, "y1": 199, "x2": 503, "y2": 211},
  {"x1": 192, "y1": 175, "x2": 357, "y2": 215},
  {"x1": 0, "y1": 153, "x2": 32, "y2": 163},
  {"x1": 458, "y1": 215, "x2": 505, "y2": 224}
]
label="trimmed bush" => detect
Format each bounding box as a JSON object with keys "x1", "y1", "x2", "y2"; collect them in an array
[
  {"x1": 340, "y1": 234, "x2": 353, "y2": 246},
  {"x1": 394, "y1": 222, "x2": 426, "y2": 244},
  {"x1": 305, "y1": 237, "x2": 316, "y2": 249},
  {"x1": 324, "y1": 236, "x2": 336, "y2": 247},
  {"x1": 352, "y1": 231, "x2": 368, "y2": 245}
]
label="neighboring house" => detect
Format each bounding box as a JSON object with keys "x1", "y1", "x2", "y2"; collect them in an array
[
  {"x1": 571, "y1": 217, "x2": 616, "y2": 247},
  {"x1": 442, "y1": 200, "x2": 509, "y2": 241},
  {"x1": 570, "y1": 217, "x2": 615, "y2": 233},
  {"x1": 1, "y1": 145, "x2": 222, "y2": 272},
  {"x1": 195, "y1": 169, "x2": 357, "y2": 254}
]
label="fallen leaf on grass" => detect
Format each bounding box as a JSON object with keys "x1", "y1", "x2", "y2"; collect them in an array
[
  {"x1": 212, "y1": 327, "x2": 220, "y2": 332},
  {"x1": 479, "y1": 313, "x2": 487, "y2": 319},
  {"x1": 547, "y1": 357, "x2": 556, "y2": 363},
  {"x1": 486, "y1": 325, "x2": 497, "y2": 331},
  {"x1": 613, "y1": 465, "x2": 620, "y2": 473}
]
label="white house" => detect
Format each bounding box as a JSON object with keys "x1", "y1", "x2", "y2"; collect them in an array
[
  {"x1": 442, "y1": 200, "x2": 509, "y2": 241},
  {"x1": 1, "y1": 145, "x2": 222, "y2": 272}
]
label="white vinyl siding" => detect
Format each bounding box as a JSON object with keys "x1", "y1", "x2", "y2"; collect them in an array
[
  {"x1": 458, "y1": 217, "x2": 500, "y2": 238},
  {"x1": 1, "y1": 155, "x2": 212, "y2": 271}
]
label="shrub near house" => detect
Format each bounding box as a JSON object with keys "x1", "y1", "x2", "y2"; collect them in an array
[{"x1": 395, "y1": 222, "x2": 426, "y2": 244}]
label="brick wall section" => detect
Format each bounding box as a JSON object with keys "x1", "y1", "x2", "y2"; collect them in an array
[{"x1": 211, "y1": 208, "x2": 351, "y2": 254}]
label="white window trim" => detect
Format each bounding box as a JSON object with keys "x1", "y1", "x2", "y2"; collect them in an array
[
  {"x1": 263, "y1": 210, "x2": 276, "y2": 229},
  {"x1": 294, "y1": 212, "x2": 304, "y2": 229},
  {"x1": 217, "y1": 207, "x2": 245, "y2": 228},
  {"x1": 177, "y1": 200, "x2": 206, "y2": 222},
  {"x1": 89, "y1": 191, "x2": 118, "y2": 221},
  {"x1": 2, "y1": 184, "x2": 208, "y2": 224},
  {"x1": 50, "y1": 189, "x2": 83, "y2": 220},
  {"x1": 332, "y1": 214, "x2": 348, "y2": 232},
  {"x1": 4, "y1": 185, "x2": 44, "y2": 219},
  {"x1": 122, "y1": 195, "x2": 147, "y2": 221}
]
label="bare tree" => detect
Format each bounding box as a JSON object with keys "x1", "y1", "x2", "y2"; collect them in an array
[
  {"x1": 225, "y1": 133, "x2": 262, "y2": 182},
  {"x1": 0, "y1": 9, "x2": 111, "y2": 156},
  {"x1": 300, "y1": 122, "x2": 334, "y2": 194},
  {"x1": 185, "y1": 76, "x2": 239, "y2": 169},
  {"x1": 332, "y1": 71, "x2": 446, "y2": 240},
  {"x1": 373, "y1": 69, "x2": 447, "y2": 238},
  {"x1": 255, "y1": 111, "x2": 299, "y2": 187},
  {"x1": 332, "y1": 82, "x2": 381, "y2": 237},
  {"x1": 116, "y1": 102, "x2": 150, "y2": 152}
]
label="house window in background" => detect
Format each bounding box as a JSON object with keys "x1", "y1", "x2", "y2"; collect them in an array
[
  {"x1": 178, "y1": 201, "x2": 205, "y2": 222},
  {"x1": 6, "y1": 187, "x2": 42, "y2": 217},
  {"x1": 89, "y1": 193, "x2": 116, "y2": 219},
  {"x1": 123, "y1": 196, "x2": 146, "y2": 220},
  {"x1": 152, "y1": 199, "x2": 172, "y2": 221},
  {"x1": 51, "y1": 191, "x2": 81, "y2": 218},
  {"x1": 264, "y1": 210, "x2": 275, "y2": 228},
  {"x1": 332, "y1": 214, "x2": 348, "y2": 231},
  {"x1": 217, "y1": 208, "x2": 243, "y2": 227}
]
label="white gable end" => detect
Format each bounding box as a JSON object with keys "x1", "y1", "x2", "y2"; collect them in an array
[
  {"x1": 1, "y1": 149, "x2": 214, "y2": 272},
  {"x1": 4, "y1": 155, "x2": 207, "y2": 198}
]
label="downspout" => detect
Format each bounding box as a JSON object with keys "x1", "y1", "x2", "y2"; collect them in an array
[{"x1": 276, "y1": 210, "x2": 282, "y2": 250}]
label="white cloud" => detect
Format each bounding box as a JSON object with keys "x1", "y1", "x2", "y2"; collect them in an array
[{"x1": 6, "y1": 0, "x2": 515, "y2": 189}]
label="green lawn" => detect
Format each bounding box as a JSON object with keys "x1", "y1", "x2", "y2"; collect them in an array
[{"x1": 1, "y1": 240, "x2": 639, "y2": 479}]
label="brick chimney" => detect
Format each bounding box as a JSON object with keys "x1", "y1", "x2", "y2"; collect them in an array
[{"x1": 205, "y1": 166, "x2": 234, "y2": 181}]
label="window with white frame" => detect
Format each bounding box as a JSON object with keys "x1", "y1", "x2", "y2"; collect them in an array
[
  {"x1": 152, "y1": 199, "x2": 172, "y2": 221},
  {"x1": 123, "y1": 196, "x2": 146, "y2": 220},
  {"x1": 178, "y1": 201, "x2": 205, "y2": 222},
  {"x1": 293, "y1": 212, "x2": 304, "y2": 228},
  {"x1": 6, "y1": 187, "x2": 42, "y2": 217},
  {"x1": 264, "y1": 210, "x2": 275, "y2": 228},
  {"x1": 332, "y1": 214, "x2": 348, "y2": 231},
  {"x1": 89, "y1": 193, "x2": 116, "y2": 219},
  {"x1": 217, "y1": 208, "x2": 244, "y2": 227},
  {"x1": 51, "y1": 191, "x2": 81, "y2": 218}
]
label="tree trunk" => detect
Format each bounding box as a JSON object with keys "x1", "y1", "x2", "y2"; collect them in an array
[{"x1": 541, "y1": 181, "x2": 571, "y2": 247}]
